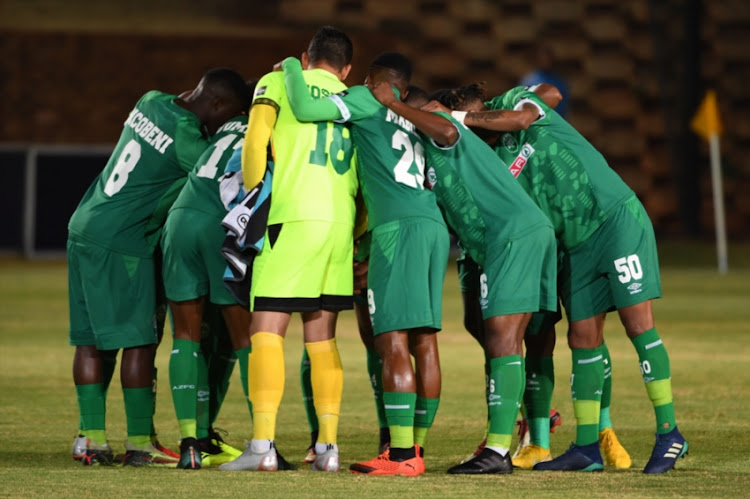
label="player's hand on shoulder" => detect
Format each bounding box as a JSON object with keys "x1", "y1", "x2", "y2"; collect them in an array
[
  {"x1": 421, "y1": 100, "x2": 450, "y2": 114},
  {"x1": 370, "y1": 81, "x2": 398, "y2": 107}
]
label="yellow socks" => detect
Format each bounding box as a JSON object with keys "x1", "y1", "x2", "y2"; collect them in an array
[
  {"x1": 306, "y1": 338, "x2": 343, "y2": 445},
  {"x1": 248, "y1": 332, "x2": 285, "y2": 441}
]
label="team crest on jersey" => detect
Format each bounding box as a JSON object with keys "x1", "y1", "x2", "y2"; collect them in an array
[
  {"x1": 255, "y1": 86, "x2": 267, "y2": 97},
  {"x1": 426, "y1": 167, "x2": 437, "y2": 189},
  {"x1": 508, "y1": 142, "x2": 535, "y2": 178},
  {"x1": 501, "y1": 133, "x2": 518, "y2": 153}
]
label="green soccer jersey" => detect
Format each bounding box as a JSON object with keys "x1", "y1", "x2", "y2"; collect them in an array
[
  {"x1": 282, "y1": 58, "x2": 444, "y2": 230},
  {"x1": 486, "y1": 87, "x2": 634, "y2": 250},
  {"x1": 69, "y1": 90, "x2": 209, "y2": 257},
  {"x1": 253, "y1": 69, "x2": 358, "y2": 226},
  {"x1": 329, "y1": 86, "x2": 445, "y2": 228},
  {"x1": 424, "y1": 112, "x2": 550, "y2": 265},
  {"x1": 170, "y1": 115, "x2": 248, "y2": 218}
]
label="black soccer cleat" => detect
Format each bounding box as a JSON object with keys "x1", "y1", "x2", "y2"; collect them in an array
[{"x1": 447, "y1": 447, "x2": 512, "y2": 475}]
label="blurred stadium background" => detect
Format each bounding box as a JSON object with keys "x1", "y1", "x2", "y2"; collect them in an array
[{"x1": 0, "y1": 0, "x2": 748, "y2": 258}]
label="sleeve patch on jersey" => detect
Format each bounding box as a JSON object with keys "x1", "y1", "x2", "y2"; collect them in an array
[
  {"x1": 328, "y1": 94, "x2": 351, "y2": 123},
  {"x1": 255, "y1": 86, "x2": 267, "y2": 96},
  {"x1": 253, "y1": 97, "x2": 280, "y2": 113},
  {"x1": 514, "y1": 98, "x2": 546, "y2": 122}
]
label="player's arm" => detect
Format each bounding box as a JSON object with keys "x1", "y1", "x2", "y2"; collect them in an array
[
  {"x1": 241, "y1": 99, "x2": 276, "y2": 190},
  {"x1": 461, "y1": 103, "x2": 540, "y2": 132},
  {"x1": 282, "y1": 57, "x2": 344, "y2": 122},
  {"x1": 370, "y1": 82, "x2": 458, "y2": 146},
  {"x1": 528, "y1": 83, "x2": 562, "y2": 109}
]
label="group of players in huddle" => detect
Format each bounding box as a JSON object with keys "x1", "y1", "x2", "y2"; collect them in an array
[{"x1": 67, "y1": 25, "x2": 689, "y2": 476}]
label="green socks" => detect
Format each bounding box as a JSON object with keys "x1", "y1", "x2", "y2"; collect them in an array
[
  {"x1": 414, "y1": 396, "x2": 439, "y2": 447},
  {"x1": 169, "y1": 338, "x2": 200, "y2": 439},
  {"x1": 631, "y1": 328, "x2": 676, "y2": 434},
  {"x1": 235, "y1": 346, "x2": 253, "y2": 418},
  {"x1": 599, "y1": 342, "x2": 613, "y2": 431},
  {"x1": 384, "y1": 391, "x2": 416, "y2": 449},
  {"x1": 196, "y1": 348, "x2": 210, "y2": 440},
  {"x1": 487, "y1": 355, "x2": 523, "y2": 453},
  {"x1": 300, "y1": 348, "x2": 319, "y2": 434},
  {"x1": 366, "y1": 348, "x2": 388, "y2": 429},
  {"x1": 571, "y1": 348, "x2": 604, "y2": 446},
  {"x1": 524, "y1": 355, "x2": 554, "y2": 449},
  {"x1": 123, "y1": 386, "x2": 153, "y2": 447},
  {"x1": 76, "y1": 383, "x2": 107, "y2": 445}
]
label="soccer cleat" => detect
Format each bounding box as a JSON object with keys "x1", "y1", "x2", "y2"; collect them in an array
[
  {"x1": 72, "y1": 434, "x2": 87, "y2": 461},
  {"x1": 642, "y1": 427, "x2": 688, "y2": 474},
  {"x1": 218, "y1": 442, "x2": 279, "y2": 471},
  {"x1": 448, "y1": 447, "x2": 512, "y2": 475},
  {"x1": 303, "y1": 445, "x2": 316, "y2": 464},
  {"x1": 349, "y1": 445, "x2": 424, "y2": 477},
  {"x1": 122, "y1": 441, "x2": 179, "y2": 467},
  {"x1": 513, "y1": 409, "x2": 562, "y2": 458},
  {"x1": 512, "y1": 419, "x2": 530, "y2": 458},
  {"x1": 533, "y1": 442, "x2": 603, "y2": 472},
  {"x1": 549, "y1": 409, "x2": 562, "y2": 433},
  {"x1": 177, "y1": 438, "x2": 202, "y2": 470},
  {"x1": 512, "y1": 444, "x2": 552, "y2": 469},
  {"x1": 310, "y1": 444, "x2": 340, "y2": 472},
  {"x1": 81, "y1": 440, "x2": 114, "y2": 466},
  {"x1": 599, "y1": 428, "x2": 631, "y2": 469},
  {"x1": 152, "y1": 439, "x2": 180, "y2": 460},
  {"x1": 276, "y1": 448, "x2": 298, "y2": 471},
  {"x1": 199, "y1": 429, "x2": 244, "y2": 467},
  {"x1": 461, "y1": 437, "x2": 486, "y2": 464}
]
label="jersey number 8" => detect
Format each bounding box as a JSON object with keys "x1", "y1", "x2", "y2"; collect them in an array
[{"x1": 104, "y1": 139, "x2": 141, "y2": 196}]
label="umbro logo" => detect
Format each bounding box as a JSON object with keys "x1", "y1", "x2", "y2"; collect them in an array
[{"x1": 627, "y1": 282, "x2": 643, "y2": 295}]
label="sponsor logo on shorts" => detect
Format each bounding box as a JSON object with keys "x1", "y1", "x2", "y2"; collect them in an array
[
  {"x1": 509, "y1": 143, "x2": 535, "y2": 178},
  {"x1": 237, "y1": 214, "x2": 249, "y2": 229},
  {"x1": 480, "y1": 297, "x2": 489, "y2": 310},
  {"x1": 502, "y1": 133, "x2": 518, "y2": 153},
  {"x1": 627, "y1": 282, "x2": 643, "y2": 295}
]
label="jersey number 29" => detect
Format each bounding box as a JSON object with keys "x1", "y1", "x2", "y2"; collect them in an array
[{"x1": 392, "y1": 130, "x2": 425, "y2": 189}]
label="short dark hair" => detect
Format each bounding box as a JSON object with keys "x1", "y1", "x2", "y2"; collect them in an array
[
  {"x1": 404, "y1": 85, "x2": 429, "y2": 106},
  {"x1": 369, "y1": 52, "x2": 412, "y2": 83},
  {"x1": 307, "y1": 26, "x2": 353, "y2": 69},
  {"x1": 203, "y1": 67, "x2": 254, "y2": 112},
  {"x1": 431, "y1": 82, "x2": 486, "y2": 110}
]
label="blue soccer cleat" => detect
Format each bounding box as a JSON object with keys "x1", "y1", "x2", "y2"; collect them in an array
[
  {"x1": 643, "y1": 427, "x2": 688, "y2": 474},
  {"x1": 533, "y1": 442, "x2": 603, "y2": 472}
]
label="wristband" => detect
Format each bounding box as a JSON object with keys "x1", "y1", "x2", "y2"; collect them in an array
[{"x1": 451, "y1": 110, "x2": 467, "y2": 125}]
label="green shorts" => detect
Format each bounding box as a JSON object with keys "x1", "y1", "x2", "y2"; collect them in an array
[
  {"x1": 67, "y1": 238, "x2": 157, "y2": 350},
  {"x1": 368, "y1": 217, "x2": 449, "y2": 335},
  {"x1": 559, "y1": 196, "x2": 661, "y2": 322},
  {"x1": 250, "y1": 221, "x2": 354, "y2": 312},
  {"x1": 457, "y1": 252, "x2": 561, "y2": 336},
  {"x1": 161, "y1": 208, "x2": 235, "y2": 306},
  {"x1": 480, "y1": 224, "x2": 557, "y2": 319}
]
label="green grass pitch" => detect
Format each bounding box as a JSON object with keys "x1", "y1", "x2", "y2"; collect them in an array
[{"x1": 1, "y1": 242, "x2": 749, "y2": 497}]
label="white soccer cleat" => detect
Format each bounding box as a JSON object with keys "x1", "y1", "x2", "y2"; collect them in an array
[
  {"x1": 311, "y1": 444, "x2": 340, "y2": 472},
  {"x1": 219, "y1": 441, "x2": 278, "y2": 471}
]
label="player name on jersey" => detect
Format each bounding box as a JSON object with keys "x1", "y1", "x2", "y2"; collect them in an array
[
  {"x1": 216, "y1": 120, "x2": 248, "y2": 135},
  {"x1": 385, "y1": 109, "x2": 418, "y2": 136},
  {"x1": 124, "y1": 108, "x2": 175, "y2": 154}
]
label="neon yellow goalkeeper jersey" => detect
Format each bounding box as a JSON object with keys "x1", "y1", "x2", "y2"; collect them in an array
[{"x1": 253, "y1": 69, "x2": 358, "y2": 226}]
